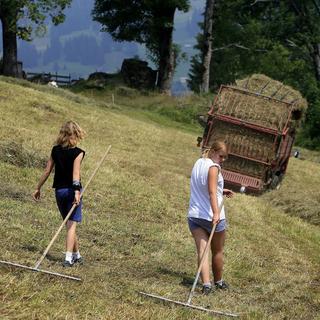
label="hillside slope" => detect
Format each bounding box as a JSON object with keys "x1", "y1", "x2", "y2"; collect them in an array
[{"x1": 0, "y1": 78, "x2": 319, "y2": 320}]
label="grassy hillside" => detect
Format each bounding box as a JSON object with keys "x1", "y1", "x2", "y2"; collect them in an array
[
  {"x1": 69, "y1": 78, "x2": 211, "y2": 131},
  {"x1": 0, "y1": 78, "x2": 319, "y2": 320}
]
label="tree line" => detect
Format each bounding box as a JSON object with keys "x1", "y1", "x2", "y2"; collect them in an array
[
  {"x1": 0, "y1": 0, "x2": 319, "y2": 148},
  {"x1": 190, "y1": 0, "x2": 320, "y2": 149}
]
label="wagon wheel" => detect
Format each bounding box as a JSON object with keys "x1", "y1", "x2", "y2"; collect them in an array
[{"x1": 270, "y1": 173, "x2": 284, "y2": 190}]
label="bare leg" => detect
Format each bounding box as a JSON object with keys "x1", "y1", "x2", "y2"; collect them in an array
[
  {"x1": 211, "y1": 230, "x2": 225, "y2": 282},
  {"x1": 66, "y1": 220, "x2": 77, "y2": 253},
  {"x1": 191, "y1": 227, "x2": 211, "y2": 284},
  {"x1": 73, "y1": 236, "x2": 79, "y2": 253}
]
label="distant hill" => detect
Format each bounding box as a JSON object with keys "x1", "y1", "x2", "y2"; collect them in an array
[{"x1": 0, "y1": 0, "x2": 204, "y2": 92}]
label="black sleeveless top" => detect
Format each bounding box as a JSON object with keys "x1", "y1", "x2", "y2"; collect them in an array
[{"x1": 51, "y1": 145, "x2": 85, "y2": 189}]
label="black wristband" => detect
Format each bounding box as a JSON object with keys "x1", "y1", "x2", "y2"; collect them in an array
[{"x1": 72, "y1": 180, "x2": 82, "y2": 191}]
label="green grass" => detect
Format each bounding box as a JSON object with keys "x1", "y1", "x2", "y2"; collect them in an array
[
  {"x1": 0, "y1": 78, "x2": 319, "y2": 319},
  {"x1": 69, "y1": 78, "x2": 212, "y2": 132}
]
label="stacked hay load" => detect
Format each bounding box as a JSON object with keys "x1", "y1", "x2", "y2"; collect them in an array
[
  {"x1": 204, "y1": 74, "x2": 308, "y2": 191},
  {"x1": 235, "y1": 74, "x2": 308, "y2": 127}
]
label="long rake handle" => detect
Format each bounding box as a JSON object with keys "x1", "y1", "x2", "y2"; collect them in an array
[
  {"x1": 186, "y1": 200, "x2": 223, "y2": 305},
  {"x1": 186, "y1": 224, "x2": 216, "y2": 304},
  {"x1": 34, "y1": 145, "x2": 112, "y2": 269}
]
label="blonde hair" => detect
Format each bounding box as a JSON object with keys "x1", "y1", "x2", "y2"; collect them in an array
[
  {"x1": 55, "y1": 121, "x2": 85, "y2": 148},
  {"x1": 202, "y1": 141, "x2": 228, "y2": 158}
]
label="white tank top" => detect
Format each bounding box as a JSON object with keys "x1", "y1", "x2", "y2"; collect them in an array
[{"x1": 188, "y1": 158, "x2": 225, "y2": 221}]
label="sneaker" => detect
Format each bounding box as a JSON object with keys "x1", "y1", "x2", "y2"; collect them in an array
[
  {"x1": 215, "y1": 280, "x2": 229, "y2": 290},
  {"x1": 202, "y1": 285, "x2": 213, "y2": 295},
  {"x1": 73, "y1": 256, "x2": 83, "y2": 265},
  {"x1": 62, "y1": 260, "x2": 73, "y2": 267}
]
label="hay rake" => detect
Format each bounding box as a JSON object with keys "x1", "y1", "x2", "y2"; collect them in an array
[
  {"x1": 140, "y1": 201, "x2": 239, "y2": 317},
  {"x1": 0, "y1": 145, "x2": 112, "y2": 281}
]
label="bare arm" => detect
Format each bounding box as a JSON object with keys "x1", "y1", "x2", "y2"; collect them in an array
[
  {"x1": 223, "y1": 188, "x2": 234, "y2": 198},
  {"x1": 32, "y1": 157, "x2": 54, "y2": 201},
  {"x1": 73, "y1": 152, "x2": 84, "y2": 205},
  {"x1": 208, "y1": 166, "x2": 220, "y2": 225}
]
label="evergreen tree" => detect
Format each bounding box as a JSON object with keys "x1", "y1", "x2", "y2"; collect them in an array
[
  {"x1": 249, "y1": 0, "x2": 320, "y2": 148},
  {"x1": 189, "y1": 0, "x2": 320, "y2": 148}
]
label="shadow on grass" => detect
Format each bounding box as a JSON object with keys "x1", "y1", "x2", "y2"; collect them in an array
[
  {"x1": 156, "y1": 267, "x2": 200, "y2": 288},
  {"x1": 17, "y1": 247, "x2": 62, "y2": 265},
  {"x1": 20, "y1": 244, "x2": 39, "y2": 253},
  {"x1": 45, "y1": 253, "x2": 62, "y2": 263}
]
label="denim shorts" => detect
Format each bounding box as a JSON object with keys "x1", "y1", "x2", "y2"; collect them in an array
[
  {"x1": 55, "y1": 188, "x2": 82, "y2": 222},
  {"x1": 188, "y1": 217, "x2": 226, "y2": 234}
]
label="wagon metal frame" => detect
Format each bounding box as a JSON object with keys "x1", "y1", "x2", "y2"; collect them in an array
[{"x1": 201, "y1": 85, "x2": 296, "y2": 193}]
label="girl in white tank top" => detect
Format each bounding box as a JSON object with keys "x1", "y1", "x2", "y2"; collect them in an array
[{"x1": 187, "y1": 141, "x2": 234, "y2": 294}]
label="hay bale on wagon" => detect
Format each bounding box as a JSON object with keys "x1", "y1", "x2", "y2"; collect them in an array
[
  {"x1": 215, "y1": 86, "x2": 292, "y2": 131},
  {"x1": 235, "y1": 74, "x2": 308, "y2": 124},
  {"x1": 201, "y1": 74, "x2": 308, "y2": 192}
]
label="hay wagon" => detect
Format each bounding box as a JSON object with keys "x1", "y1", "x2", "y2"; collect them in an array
[{"x1": 199, "y1": 75, "x2": 307, "y2": 194}]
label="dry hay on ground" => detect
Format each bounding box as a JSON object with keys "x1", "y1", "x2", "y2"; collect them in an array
[
  {"x1": 0, "y1": 183, "x2": 28, "y2": 201},
  {"x1": 0, "y1": 141, "x2": 47, "y2": 168}
]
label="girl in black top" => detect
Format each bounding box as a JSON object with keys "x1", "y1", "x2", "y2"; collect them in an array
[{"x1": 33, "y1": 121, "x2": 85, "y2": 267}]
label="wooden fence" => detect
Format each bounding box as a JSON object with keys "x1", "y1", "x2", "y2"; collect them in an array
[{"x1": 26, "y1": 72, "x2": 72, "y2": 85}]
